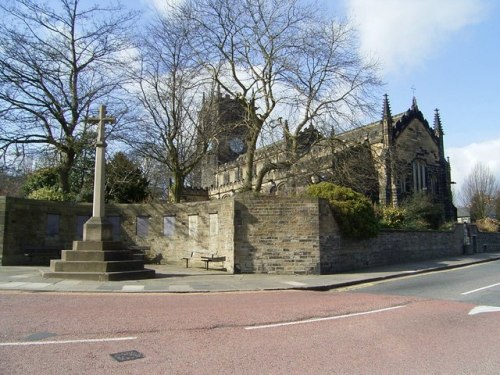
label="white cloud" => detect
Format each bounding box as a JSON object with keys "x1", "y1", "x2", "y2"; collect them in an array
[
  {"x1": 345, "y1": 0, "x2": 488, "y2": 75},
  {"x1": 143, "y1": 0, "x2": 184, "y2": 14},
  {"x1": 448, "y1": 137, "x2": 500, "y2": 196}
]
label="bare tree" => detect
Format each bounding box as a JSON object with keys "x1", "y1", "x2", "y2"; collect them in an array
[
  {"x1": 180, "y1": 0, "x2": 381, "y2": 192},
  {"x1": 461, "y1": 162, "x2": 499, "y2": 221},
  {"x1": 128, "y1": 10, "x2": 223, "y2": 203},
  {"x1": 0, "y1": 0, "x2": 138, "y2": 194}
]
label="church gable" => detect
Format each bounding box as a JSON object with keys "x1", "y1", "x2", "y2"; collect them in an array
[
  {"x1": 392, "y1": 97, "x2": 437, "y2": 144},
  {"x1": 394, "y1": 118, "x2": 440, "y2": 166}
]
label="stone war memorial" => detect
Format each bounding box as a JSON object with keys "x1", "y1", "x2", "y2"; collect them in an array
[{"x1": 41, "y1": 105, "x2": 155, "y2": 281}]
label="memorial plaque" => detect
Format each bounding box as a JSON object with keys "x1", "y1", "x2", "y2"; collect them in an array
[{"x1": 163, "y1": 216, "x2": 175, "y2": 237}]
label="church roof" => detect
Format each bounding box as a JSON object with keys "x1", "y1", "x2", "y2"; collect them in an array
[{"x1": 337, "y1": 96, "x2": 439, "y2": 145}]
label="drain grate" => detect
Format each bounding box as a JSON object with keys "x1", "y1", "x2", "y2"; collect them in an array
[{"x1": 110, "y1": 350, "x2": 145, "y2": 362}]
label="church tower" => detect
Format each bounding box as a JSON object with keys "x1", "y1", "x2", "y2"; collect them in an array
[{"x1": 192, "y1": 92, "x2": 248, "y2": 188}]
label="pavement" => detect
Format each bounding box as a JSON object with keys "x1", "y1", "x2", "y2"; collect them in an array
[{"x1": 0, "y1": 252, "x2": 499, "y2": 293}]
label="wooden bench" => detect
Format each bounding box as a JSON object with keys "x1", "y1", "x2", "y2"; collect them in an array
[
  {"x1": 181, "y1": 252, "x2": 226, "y2": 270},
  {"x1": 200, "y1": 255, "x2": 226, "y2": 270}
]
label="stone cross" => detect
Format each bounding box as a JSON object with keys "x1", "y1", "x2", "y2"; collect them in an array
[
  {"x1": 86, "y1": 105, "x2": 116, "y2": 219},
  {"x1": 81, "y1": 105, "x2": 117, "y2": 243}
]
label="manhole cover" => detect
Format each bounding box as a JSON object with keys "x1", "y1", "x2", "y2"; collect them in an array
[{"x1": 110, "y1": 350, "x2": 145, "y2": 362}]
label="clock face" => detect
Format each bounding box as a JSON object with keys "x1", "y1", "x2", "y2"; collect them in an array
[{"x1": 229, "y1": 137, "x2": 244, "y2": 153}]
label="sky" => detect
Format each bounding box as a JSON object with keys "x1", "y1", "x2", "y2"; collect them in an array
[
  {"x1": 339, "y1": 0, "x2": 500, "y2": 202},
  {"x1": 118, "y1": 0, "x2": 500, "y2": 200}
]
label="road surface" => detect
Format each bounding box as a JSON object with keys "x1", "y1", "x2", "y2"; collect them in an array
[{"x1": 0, "y1": 261, "x2": 499, "y2": 374}]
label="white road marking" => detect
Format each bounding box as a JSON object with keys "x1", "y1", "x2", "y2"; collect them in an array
[
  {"x1": 121, "y1": 285, "x2": 145, "y2": 292},
  {"x1": 282, "y1": 281, "x2": 308, "y2": 287},
  {"x1": 468, "y1": 305, "x2": 500, "y2": 315},
  {"x1": 461, "y1": 282, "x2": 500, "y2": 295},
  {"x1": 245, "y1": 305, "x2": 406, "y2": 330},
  {"x1": 0, "y1": 336, "x2": 137, "y2": 347}
]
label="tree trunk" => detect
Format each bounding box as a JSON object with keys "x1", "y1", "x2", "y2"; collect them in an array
[
  {"x1": 58, "y1": 149, "x2": 76, "y2": 194},
  {"x1": 171, "y1": 172, "x2": 185, "y2": 203},
  {"x1": 241, "y1": 120, "x2": 262, "y2": 192}
]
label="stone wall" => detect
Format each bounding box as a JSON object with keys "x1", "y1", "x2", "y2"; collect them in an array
[
  {"x1": 109, "y1": 200, "x2": 234, "y2": 271},
  {"x1": 0, "y1": 197, "x2": 234, "y2": 271},
  {"x1": 468, "y1": 224, "x2": 500, "y2": 253},
  {"x1": 1, "y1": 198, "x2": 93, "y2": 266},
  {"x1": 319, "y1": 199, "x2": 466, "y2": 273},
  {"x1": 234, "y1": 195, "x2": 321, "y2": 274},
  {"x1": 476, "y1": 231, "x2": 500, "y2": 252},
  {"x1": 1, "y1": 195, "x2": 499, "y2": 274}
]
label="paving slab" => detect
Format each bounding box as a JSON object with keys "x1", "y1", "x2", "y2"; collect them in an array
[{"x1": 0, "y1": 252, "x2": 499, "y2": 293}]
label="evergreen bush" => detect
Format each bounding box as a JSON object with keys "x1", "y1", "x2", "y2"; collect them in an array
[
  {"x1": 307, "y1": 182, "x2": 378, "y2": 239},
  {"x1": 27, "y1": 187, "x2": 73, "y2": 201}
]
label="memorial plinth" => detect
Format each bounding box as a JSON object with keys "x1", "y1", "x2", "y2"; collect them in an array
[{"x1": 42, "y1": 105, "x2": 155, "y2": 281}]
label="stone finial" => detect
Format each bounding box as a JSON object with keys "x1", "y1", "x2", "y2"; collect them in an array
[
  {"x1": 433, "y1": 108, "x2": 443, "y2": 136},
  {"x1": 411, "y1": 96, "x2": 419, "y2": 111},
  {"x1": 382, "y1": 94, "x2": 392, "y2": 122}
]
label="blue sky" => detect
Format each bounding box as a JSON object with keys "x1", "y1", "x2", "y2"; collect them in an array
[
  {"x1": 122, "y1": 0, "x2": 500, "y2": 198},
  {"x1": 337, "y1": 0, "x2": 500, "y2": 200}
]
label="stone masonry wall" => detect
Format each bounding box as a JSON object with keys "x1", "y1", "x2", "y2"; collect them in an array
[
  {"x1": 1, "y1": 198, "x2": 94, "y2": 265},
  {"x1": 319, "y1": 199, "x2": 465, "y2": 273},
  {"x1": 476, "y1": 231, "x2": 500, "y2": 252},
  {"x1": 234, "y1": 195, "x2": 321, "y2": 274},
  {"x1": 0, "y1": 197, "x2": 234, "y2": 271},
  {"x1": 1, "y1": 196, "x2": 499, "y2": 274},
  {"x1": 109, "y1": 199, "x2": 234, "y2": 272}
]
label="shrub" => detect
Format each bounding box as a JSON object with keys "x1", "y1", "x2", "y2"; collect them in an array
[
  {"x1": 377, "y1": 206, "x2": 407, "y2": 229},
  {"x1": 377, "y1": 193, "x2": 448, "y2": 230},
  {"x1": 27, "y1": 187, "x2": 73, "y2": 201},
  {"x1": 307, "y1": 182, "x2": 378, "y2": 239},
  {"x1": 23, "y1": 167, "x2": 59, "y2": 196},
  {"x1": 402, "y1": 193, "x2": 444, "y2": 230},
  {"x1": 476, "y1": 218, "x2": 500, "y2": 232}
]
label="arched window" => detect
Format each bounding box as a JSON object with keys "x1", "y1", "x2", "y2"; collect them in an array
[{"x1": 412, "y1": 160, "x2": 427, "y2": 192}]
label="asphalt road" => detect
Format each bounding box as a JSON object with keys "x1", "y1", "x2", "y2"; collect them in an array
[
  {"x1": 346, "y1": 259, "x2": 500, "y2": 306},
  {"x1": 1, "y1": 262, "x2": 499, "y2": 374}
]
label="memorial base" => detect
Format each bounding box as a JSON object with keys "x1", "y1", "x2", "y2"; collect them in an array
[{"x1": 42, "y1": 238, "x2": 155, "y2": 281}]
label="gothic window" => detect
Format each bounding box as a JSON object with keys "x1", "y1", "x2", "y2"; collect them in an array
[
  {"x1": 430, "y1": 175, "x2": 439, "y2": 195},
  {"x1": 412, "y1": 160, "x2": 427, "y2": 192},
  {"x1": 399, "y1": 175, "x2": 412, "y2": 195}
]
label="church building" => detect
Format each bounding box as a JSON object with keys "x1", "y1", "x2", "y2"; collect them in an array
[{"x1": 192, "y1": 94, "x2": 456, "y2": 221}]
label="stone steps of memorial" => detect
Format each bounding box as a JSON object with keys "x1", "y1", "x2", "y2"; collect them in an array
[
  {"x1": 50, "y1": 259, "x2": 145, "y2": 273},
  {"x1": 62, "y1": 249, "x2": 133, "y2": 262},
  {"x1": 41, "y1": 268, "x2": 156, "y2": 281}
]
